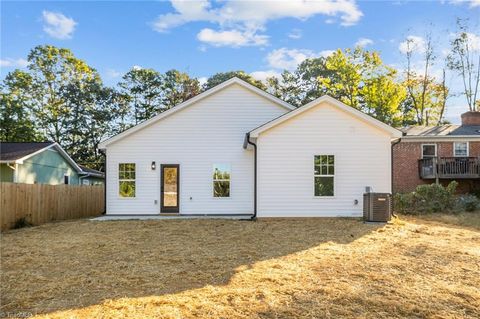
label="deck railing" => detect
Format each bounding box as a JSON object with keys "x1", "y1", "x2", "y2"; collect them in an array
[{"x1": 419, "y1": 157, "x2": 480, "y2": 179}]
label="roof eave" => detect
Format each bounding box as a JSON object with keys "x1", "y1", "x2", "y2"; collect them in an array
[
  {"x1": 250, "y1": 95, "x2": 402, "y2": 138},
  {"x1": 80, "y1": 172, "x2": 105, "y2": 178},
  {"x1": 98, "y1": 77, "x2": 295, "y2": 149},
  {"x1": 401, "y1": 135, "x2": 480, "y2": 141}
]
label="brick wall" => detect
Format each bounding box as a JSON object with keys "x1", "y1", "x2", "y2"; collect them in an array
[{"x1": 393, "y1": 141, "x2": 480, "y2": 194}]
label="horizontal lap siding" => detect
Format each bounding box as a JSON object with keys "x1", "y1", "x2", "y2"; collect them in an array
[
  {"x1": 106, "y1": 84, "x2": 287, "y2": 215},
  {"x1": 257, "y1": 102, "x2": 391, "y2": 217}
]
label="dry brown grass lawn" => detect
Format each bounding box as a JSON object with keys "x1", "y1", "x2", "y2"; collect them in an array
[{"x1": 1, "y1": 214, "x2": 480, "y2": 318}]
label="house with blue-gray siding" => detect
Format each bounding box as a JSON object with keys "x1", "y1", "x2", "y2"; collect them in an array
[{"x1": 0, "y1": 142, "x2": 104, "y2": 185}]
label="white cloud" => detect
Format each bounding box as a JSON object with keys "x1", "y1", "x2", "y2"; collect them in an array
[
  {"x1": 105, "y1": 69, "x2": 121, "y2": 79},
  {"x1": 464, "y1": 32, "x2": 480, "y2": 51},
  {"x1": 448, "y1": 0, "x2": 480, "y2": 8},
  {"x1": 198, "y1": 76, "x2": 208, "y2": 86},
  {"x1": 42, "y1": 10, "x2": 77, "y2": 39},
  {"x1": 132, "y1": 65, "x2": 142, "y2": 71},
  {"x1": 287, "y1": 28, "x2": 302, "y2": 40},
  {"x1": 0, "y1": 58, "x2": 29, "y2": 68},
  {"x1": 152, "y1": 0, "x2": 363, "y2": 47},
  {"x1": 355, "y1": 37, "x2": 374, "y2": 47},
  {"x1": 250, "y1": 70, "x2": 281, "y2": 82},
  {"x1": 267, "y1": 48, "x2": 334, "y2": 70},
  {"x1": 399, "y1": 35, "x2": 426, "y2": 54},
  {"x1": 197, "y1": 28, "x2": 268, "y2": 47}
]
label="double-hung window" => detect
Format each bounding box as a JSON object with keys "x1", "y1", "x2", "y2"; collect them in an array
[
  {"x1": 119, "y1": 163, "x2": 136, "y2": 197},
  {"x1": 454, "y1": 142, "x2": 468, "y2": 157},
  {"x1": 314, "y1": 155, "x2": 334, "y2": 197},
  {"x1": 213, "y1": 164, "x2": 230, "y2": 197},
  {"x1": 422, "y1": 144, "x2": 437, "y2": 158}
]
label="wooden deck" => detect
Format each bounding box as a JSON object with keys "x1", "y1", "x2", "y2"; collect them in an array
[{"x1": 419, "y1": 157, "x2": 480, "y2": 179}]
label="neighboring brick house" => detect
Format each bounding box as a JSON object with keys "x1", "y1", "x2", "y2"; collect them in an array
[{"x1": 393, "y1": 111, "x2": 480, "y2": 194}]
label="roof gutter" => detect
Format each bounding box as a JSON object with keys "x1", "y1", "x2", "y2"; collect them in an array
[
  {"x1": 79, "y1": 171, "x2": 105, "y2": 178},
  {"x1": 246, "y1": 133, "x2": 257, "y2": 221},
  {"x1": 400, "y1": 135, "x2": 480, "y2": 142}
]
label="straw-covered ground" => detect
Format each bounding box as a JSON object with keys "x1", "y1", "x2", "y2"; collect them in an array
[{"x1": 1, "y1": 214, "x2": 479, "y2": 319}]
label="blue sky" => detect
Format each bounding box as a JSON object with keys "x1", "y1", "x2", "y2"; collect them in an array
[{"x1": 1, "y1": 0, "x2": 480, "y2": 123}]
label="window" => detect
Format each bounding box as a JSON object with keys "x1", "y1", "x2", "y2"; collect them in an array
[
  {"x1": 314, "y1": 155, "x2": 334, "y2": 197},
  {"x1": 64, "y1": 175, "x2": 70, "y2": 185},
  {"x1": 454, "y1": 142, "x2": 468, "y2": 157},
  {"x1": 119, "y1": 163, "x2": 136, "y2": 197},
  {"x1": 422, "y1": 144, "x2": 437, "y2": 158},
  {"x1": 213, "y1": 164, "x2": 230, "y2": 197}
]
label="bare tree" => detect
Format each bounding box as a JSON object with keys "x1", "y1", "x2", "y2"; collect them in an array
[
  {"x1": 403, "y1": 31, "x2": 448, "y2": 125},
  {"x1": 448, "y1": 19, "x2": 480, "y2": 112}
]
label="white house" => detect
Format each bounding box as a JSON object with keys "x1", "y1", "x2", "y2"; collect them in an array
[{"x1": 99, "y1": 77, "x2": 401, "y2": 218}]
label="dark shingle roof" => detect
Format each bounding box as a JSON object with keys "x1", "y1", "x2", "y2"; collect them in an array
[
  {"x1": 0, "y1": 142, "x2": 54, "y2": 161},
  {"x1": 401, "y1": 125, "x2": 480, "y2": 136}
]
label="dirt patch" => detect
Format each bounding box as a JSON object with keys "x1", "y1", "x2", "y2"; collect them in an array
[{"x1": 1, "y1": 216, "x2": 479, "y2": 318}]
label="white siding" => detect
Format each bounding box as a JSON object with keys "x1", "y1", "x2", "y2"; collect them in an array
[
  {"x1": 257, "y1": 101, "x2": 392, "y2": 217},
  {"x1": 105, "y1": 84, "x2": 288, "y2": 215}
]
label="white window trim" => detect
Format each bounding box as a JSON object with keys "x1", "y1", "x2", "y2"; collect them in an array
[
  {"x1": 421, "y1": 143, "x2": 437, "y2": 158},
  {"x1": 64, "y1": 174, "x2": 70, "y2": 185},
  {"x1": 212, "y1": 163, "x2": 231, "y2": 198},
  {"x1": 453, "y1": 142, "x2": 469, "y2": 157},
  {"x1": 313, "y1": 155, "x2": 335, "y2": 198},
  {"x1": 118, "y1": 163, "x2": 136, "y2": 199}
]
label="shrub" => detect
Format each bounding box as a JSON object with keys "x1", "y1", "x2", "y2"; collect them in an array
[
  {"x1": 394, "y1": 181, "x2": 458, "y2": 215},
  {"x1": 393, "y1": 192, "x2": 415, "y2": 214},
  {"x1": 454, "y1": 194, "x2": 480, "y2": 212}
]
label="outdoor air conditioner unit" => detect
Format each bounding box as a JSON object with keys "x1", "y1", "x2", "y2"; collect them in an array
[{"x1": 363, "y1": 193, "x2": 392, "y2": 222}]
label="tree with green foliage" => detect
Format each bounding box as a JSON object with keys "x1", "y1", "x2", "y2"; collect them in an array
[
  {"x1": 266, "y1": 70, "x2": 303, "y2": 107},
  {"x1": 118, "y1": 67, "x2": 163, "y2": 125},
  {"x1": 161, "y1": 69, "x2": 201, "y2": 109},
  {"x1": 0, "y1": 45, "x2": 124, "y2": 169},
  {"x1": 62, "y1": 77, "x2": 119, "y2": 169},
  {"x1": 0, "y1": 70, "x2": 43, "y2": 141},
  {"x1": 203, "y1": 71, "x2": 266, "y2": 91},
  {"x1": 118, "y1": 68, "x2": 200, "y2": 125},
  {"x1": 267, "y1": 48, "x2": 407, "y2": 126},
  {"x1": 24, "y1": 45, "x2": 118, "y2": 168},
  {"x1": 26, "y1": 45, "x2": 100, "y2": 143}
]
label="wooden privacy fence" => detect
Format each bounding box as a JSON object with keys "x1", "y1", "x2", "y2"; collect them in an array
[{"x1": 0, "y1": 182, "x2": 104, "y2": 231}]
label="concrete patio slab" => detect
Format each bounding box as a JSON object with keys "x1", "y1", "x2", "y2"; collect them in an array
[{"x1": 90, "y1": 214, "x2": 253, "y2": 221}]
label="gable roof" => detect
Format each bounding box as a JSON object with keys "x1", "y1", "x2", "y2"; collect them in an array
[
  {"x1": 248, "y1": 95, "x2": 402, "y2": 138},
  {"x1": 0, "y1": 142, "x2": 54, "y2": 161},
  {"x1": 0, "y1": 141, "x2": 83, "y2": 173},
  {"x1": 401, "y1": 125, "x2": 480, "y2": 137},
  {"x1": 98, "y1": 77, "x2": 295, "y2": 149}
]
